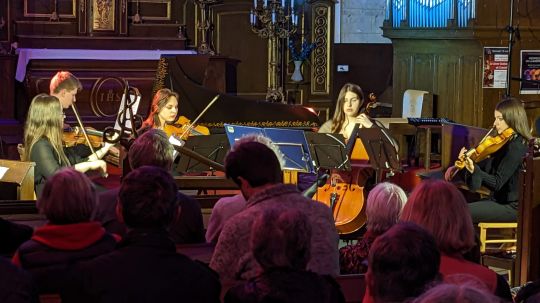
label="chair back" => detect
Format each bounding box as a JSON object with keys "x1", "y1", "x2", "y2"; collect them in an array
[
  {"x1": 402, "y1": 89, "x2": 433, "y2": 118},
  {"x1": 335, "y1": 274, "x2": 366, "y2": 303}
]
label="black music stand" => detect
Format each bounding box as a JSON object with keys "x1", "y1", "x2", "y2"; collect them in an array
[
  {"x1": 176, "y1": 134, "x2": 230, "y2": 174},
  {"x1": 304, "y1": 132, "x2": 351, "y2": 171},
  {"x1": 356, "y1": 127, "x2": 401, "y2": 181}
]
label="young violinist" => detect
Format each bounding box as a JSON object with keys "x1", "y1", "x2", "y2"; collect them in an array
[
  {"x1": 318, "y1": 83, "x2": 374, "y2": 140},
  {"x1": 140, "y1": 88, "x2": 179, "y2": 132},
  {"x1": 50, "y1": 71, "x2": 81, "y2": 110},
  {"x1": 23, "y1": 94, "x2": 111, "y2": 197},
  {"x1": 444, "y1": 97, "x2": 532, "y2": 223}
]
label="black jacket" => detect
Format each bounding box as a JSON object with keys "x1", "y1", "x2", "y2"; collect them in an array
[
  {"x1": 467, "y1": 134, "x2": 527, "y2": 204},
  {"x1": 0, "y1": 257, "x2": 38, "y2": 303},
  {"x1": 224, "y1": 267, "x2": 345, "y2": 303},
  {"x1": 94, "y1": 189, "x2": 205, "y2": 244},
  {"x1": 30, "y1": 139, "x2": 90, "y2": 197},
  {"x1": 65, "y1": 228, "x2": 221, "y2": 303}
]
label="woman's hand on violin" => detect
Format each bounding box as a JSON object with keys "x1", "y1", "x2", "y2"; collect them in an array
[
  {"x1": 464, "y1": 157, "x2": 475, "y2": 173},
  {"x1": 458, "y1": 147, "x2": 467, "y2": 160},
  {"x1": 355, "y1": 114, "x2": 373, "y2": 128}
]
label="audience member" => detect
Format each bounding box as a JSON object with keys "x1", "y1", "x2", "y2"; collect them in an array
[
  {"x1": 13, "y1": 168, "x2": 117, "y2": 296},
  {"x1": 210, "y1": 141, "x2": 339, "y2": 284},
  {"x1": 224, "y1": 208, "x2": 345, "y2": 303},
  {"x1": 339, "y1": 182, "x2": 407, "y2": 274},
  {"x1": 515, "y1": 280, "x2": 540, "y2": 303},
  {"x1": 0, "y1": 257, "x2": 38, "y2": 303},
  {"x1": 400, "y1": 179, "x2": 512, "y2": 300},
  {"x1": 366, "y1": 222, "x2": 441, "y2": 303},
  {"x1": 0, "y1": 218, "x2": 33, "y2": 257},
  {"x1": 413, "y1": 283, "x2": 504, "y2": 303},
  {"x1": 205, "y1": 134, "x2": 285, "y2": 244},
  {"x1": 94, "y1": 129, "x2": 205, "y2": 243},
  {"x1": 68, "y1": 166, "x2": 220, "y2": 303}
]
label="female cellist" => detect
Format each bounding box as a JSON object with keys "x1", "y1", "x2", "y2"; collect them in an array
[
  {"x1": 315, "y1": 83, "x2": 375, "y2": 234},
  {"x1": 318, "y1": 83, "x2": 373, "y2": 138},
  {"x1": 445, "y1": 97, "x2": 532, "y2": 223},
  {"x1": 23, "y1": 94, "x2": 112, "y2": 197}
]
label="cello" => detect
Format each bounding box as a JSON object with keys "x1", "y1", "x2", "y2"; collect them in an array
[{"x1": 314, "y1": 94, "x2": 377, "y2": 234}]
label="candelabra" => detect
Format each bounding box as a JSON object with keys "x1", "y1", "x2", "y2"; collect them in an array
[
  {"x1": 250, "y1": 0, "x2": 298, "y2": 103},
  {"x1": 193, "y1": 0, "x2": 222, "y2": 55}
]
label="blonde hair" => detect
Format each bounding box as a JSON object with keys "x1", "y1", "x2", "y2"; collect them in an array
[
  {"x1": 49, "y1": 71, "x2": 82, "y2": 94},
  {"x1": 142, "y1": 88, "x2": 179, "y2": 129},
  {"x1": 38, "y1": 168, "x2": 96, "y2": 224},
  {"x1": 366, "y1": 182, "x2": 408, "y2": 235},
  {"x1": 400, "y1": 180, "x2": 475, "y2": 256},
  {"x1": 330, "y1": 83, "x2": 365, "y2": 133},
  {"x1": 23, "y1": 94, "x2": 70, "y2": 166}
]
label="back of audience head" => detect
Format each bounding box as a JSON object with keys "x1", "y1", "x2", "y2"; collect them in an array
[
  {"x1": 225, "y1": 141, "x2": 282, "y2": 188},
  {"x1": 129, "y1": 129, "x2": 174, "y2": 170},
  {"x1": 251, "y1": 208, "x2": 311, "y2": 271},
  {"x1": 367, "y1": 222, "x2": 441, "y2": 303},
  {"x1": 118, "y1": 166, "x2": 178, "y2": 229},
  {"x1": 365, "y1": 182, "x2": 407, "y2": 236},
  {"x1": 413, "y1": 283, "x2": 503, "y2": 303},
  {"x1": 400, "y1": 179, "x2": 475, "y2": 256},
  {"x1": 39, "y1": 168, "x2": 96, "y2": 224},
  {"x1": 231, "y1": 134, "x2": 286, "y2": 169},
  {"x1": 515, "y1": 280, "x2": 540, "y2": 303}
]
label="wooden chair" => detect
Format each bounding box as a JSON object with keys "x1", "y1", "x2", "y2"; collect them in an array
[
  {"x1": 39, "y1": 294, "x2": 61, "y2": 303},
  {"x1": 335, "y1": 274, "x2": 366, "y2": 303},
  {"x1": 478, "y1": 222, "x2": 517, "y2": 286}
]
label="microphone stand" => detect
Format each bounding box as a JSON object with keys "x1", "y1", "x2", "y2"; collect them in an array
[{"x1": 505, "y1": 0, "x2": 518, "y2": 97}]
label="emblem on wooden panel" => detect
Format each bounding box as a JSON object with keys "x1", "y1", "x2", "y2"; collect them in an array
[
  {"x1": 93, "y1": 0, "x2": 115, "y2": 31},
  {"x1": 90, "y1": 78, "x2": 126, "y2": 117}
]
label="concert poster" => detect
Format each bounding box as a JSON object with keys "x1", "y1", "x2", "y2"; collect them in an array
[
  {"x1": 482, "y1": 47, "x2": 508, "y2": 89},
  {"x1": 520, "y1": 50, "x2": 540, "y2": 94}
]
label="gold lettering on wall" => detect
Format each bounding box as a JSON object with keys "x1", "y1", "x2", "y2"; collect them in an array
[
  {"x1": 90, "y1": 78, "x2": 125, "y2": 117},
  {"x1": 93, "y1": 0, "x2": 115, "y2": 31}
]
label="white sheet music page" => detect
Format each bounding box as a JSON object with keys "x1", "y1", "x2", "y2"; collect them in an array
[{"x1": 0, "y1": 166, "x2": 8, "y2": 180}]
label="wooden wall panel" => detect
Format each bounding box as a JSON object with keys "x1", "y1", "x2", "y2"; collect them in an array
[
  {"x1": 213, "y1": 2, "x2": 267, "y2": 100},
  {"x1": 390, "y1": 38, "x2": 484, "y2": 127}
]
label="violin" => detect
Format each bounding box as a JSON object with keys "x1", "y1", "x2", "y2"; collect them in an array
[
  {"x1": 63, "y1": 126, "x2": 104, "y2": 148},
  {"x1": 163, "y1": 115, "x2": 210, "y2": 139},
  {"x1": 454, "y1": 127, "x2": 515, "y2": 170}
]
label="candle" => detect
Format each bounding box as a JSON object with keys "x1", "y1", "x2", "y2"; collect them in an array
[
  {"x1": 290, "y1": 0, "x2": 294, "y2": 10},
  {"x1": 254, "y1": 0, "x2": 257, "y2": 9},
  {"x1": 272, "y1": 11, "x2": 276, "y2": 23},
  {"x1": 282, "y1": 0, "x2": 285, "y2": 7}
]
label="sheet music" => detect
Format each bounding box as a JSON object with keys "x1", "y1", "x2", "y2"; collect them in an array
[{"x1": 0, "y1": 166, "x2": 8, "y2": 180}]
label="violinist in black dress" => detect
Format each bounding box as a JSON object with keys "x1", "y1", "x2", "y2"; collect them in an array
[{"x1": 445, "y1": 98, "x2": 532, "y2": 223}]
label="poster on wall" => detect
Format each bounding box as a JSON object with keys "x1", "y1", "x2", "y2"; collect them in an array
[
  {"x1": 482, "y1": 47, "x2": 508, "y2": 89},
  {"x1": 520, "y1": 50, "x2": 540, "y2": 94}
]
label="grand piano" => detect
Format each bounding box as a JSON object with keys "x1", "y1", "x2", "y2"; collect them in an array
[{"x1": 153, "y1": 55, "x2": 320, "y2": 130}]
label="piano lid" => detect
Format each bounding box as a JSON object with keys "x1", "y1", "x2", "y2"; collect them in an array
[{"x1": 153, "y1": 55, "x2": 320, "y2": 129}]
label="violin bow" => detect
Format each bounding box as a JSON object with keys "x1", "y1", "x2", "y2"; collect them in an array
[
  {"x1": 179, "y1": 94, "x2": 220, "y2": 139},
  {"x1": 71, "y1": 103, "x2": 108, "y2": 178}
]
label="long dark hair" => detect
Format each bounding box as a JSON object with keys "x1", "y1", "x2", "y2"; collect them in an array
[
  {"x1": 496, "y1": 97, "x2": 532, "y2": 140},
  {"x1": 330, "y1": 83, "x2": 364, "y2": 133}
]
